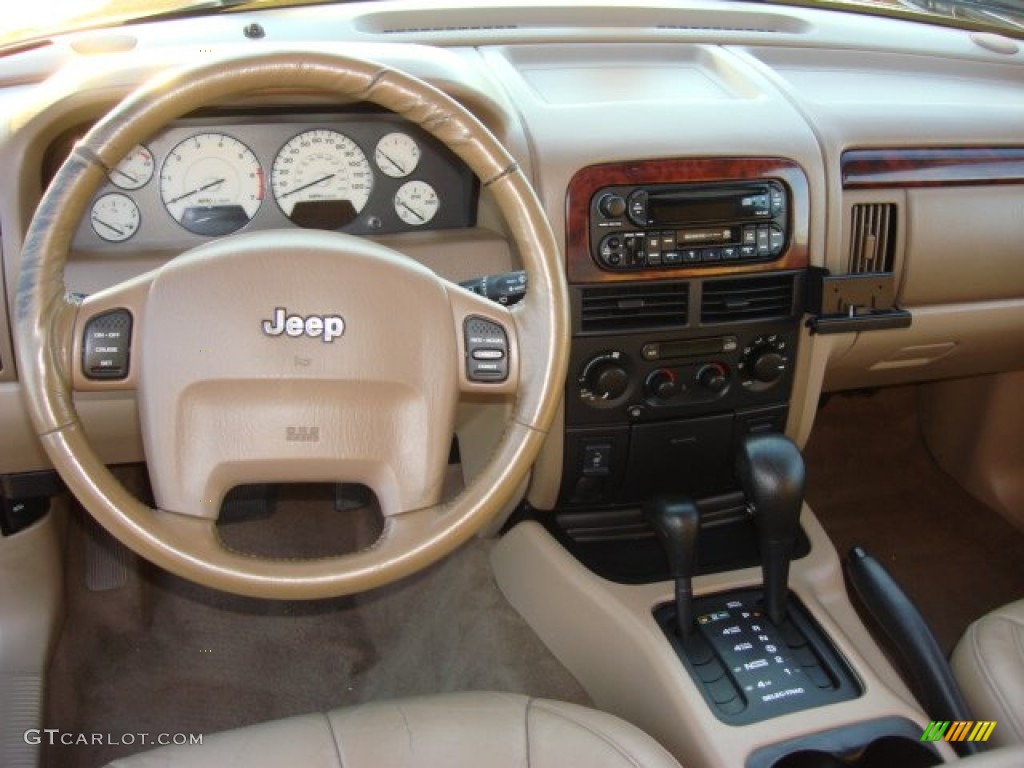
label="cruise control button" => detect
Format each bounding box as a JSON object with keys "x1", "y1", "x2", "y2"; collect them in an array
[
  {"x1": 82, "y1": 309, "x2": 133, "y2": 380},
  {"x1": 471, "y1": 348, "x2": 505, "y2": 361},
  {"x1": 464, "y1": 317, "x2": 509, "y2": 383}
]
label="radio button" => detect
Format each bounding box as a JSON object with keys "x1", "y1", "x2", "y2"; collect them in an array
[
  {"x1": 739, "y1": 245, "x2": 757, "y2": 259},
  {"x1": 628, "y1": 190, "x2": 648, "y2": 224},
  {"x1": 682, "y1": 249, "x2": 701, "y2": 264},
  {"x1": 702, "y1": 248, "x2": 722, "y2": 262},
  {"x1": 648, "y1": 252, "x2": 663, "y2": 267},
  {"x1": 769, "y1": 226, "x2": 785, "y2": 256},
  {"x1": 660, "y1": 231, "x2": 676, "y2": 250},
  {"x1": 663, "y1": 251, "x2": 682, "y2": 265},
  {"x1": 756, "y1": 225, "x2": 771, "y2": 256},
  {"x1": 647, "y1": 234, "x2": 661, "y2": 254},
  {"x1": 769, "y1": 186, "x2": 785, "y2": 215},
  {"x1": 742, "y1": 226, "x2": 757, "y2": 246},
  {"x1": 722, "y1": 246, "x2": 739, "y2": 260}
]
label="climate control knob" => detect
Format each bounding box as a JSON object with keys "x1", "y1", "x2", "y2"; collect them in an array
[
  {"x1": 752, "y1": 351, "x2": 787, "y2": 384},
  {"x1": 738, "y1": 335, "x2": 789, "y2": 389},
  {"x1": 579, "y1": 352, "x2": 631, "y2": 404},
  {"x1": 645, "y1": 369, "x2": 679, "y2": 400},
  {"x1": 697, "y1": 363, "x2": 729, "y2": 393}
]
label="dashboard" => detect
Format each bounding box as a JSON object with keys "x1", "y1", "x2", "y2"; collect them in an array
[
  {"x1": 46, "y1": 112, "x2": 477, "y2": 250},
  {"x1": 0, "y1": 3, "x2": 1022, "y2": 768}
]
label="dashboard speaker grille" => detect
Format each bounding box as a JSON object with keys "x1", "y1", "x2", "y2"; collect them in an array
[
  {"x1": 848, "y1": 203, "x2": 897, "y2": 273},
  {"x1": 580, "y1": 282, "x2": 689, "y2": 333},
  {"x1": 700, "y1": 273, "x2": 797, "y2": 324}
]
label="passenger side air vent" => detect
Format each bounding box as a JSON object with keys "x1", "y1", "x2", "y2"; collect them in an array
[
  {"x1": 580, "y1": 282, "x2": 689, "y2": 333},
  {"x1": 700, "y1": 274, "x2": 797, "y2": 324},
  {"x1": 848, "y1": 203, "x2": 897, "y2": 274}
]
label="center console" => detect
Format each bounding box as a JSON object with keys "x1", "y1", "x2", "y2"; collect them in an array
[
  {"x1": 557, "y1": 157, "x2": 808, "y2": 514},
  {"x1": 493, "y1": 156, "x2": 956, "y2": 768}
]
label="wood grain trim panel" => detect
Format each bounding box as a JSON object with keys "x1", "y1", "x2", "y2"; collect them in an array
[
  {"x1": 842, "y1": 148, "x2": 1024, "y2": 189},
  {"x1": 565, "y1": 157, "x2": 810, "y2": 285}
]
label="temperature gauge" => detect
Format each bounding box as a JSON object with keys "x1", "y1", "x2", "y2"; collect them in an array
[
  {"x1": 109, "y1": 145, "x2": 155, "y2": 190},
  {"x1": 90, "y1": 193, "x2": 141, "y2": 242}
]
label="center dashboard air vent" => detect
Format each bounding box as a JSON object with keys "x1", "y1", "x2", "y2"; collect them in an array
[
  {"x1": 579, "y1": 282, "x2": 689, "y2": 333},
  {"x1": 700, "y1": 273, "x2": 798, "y2": 324}
]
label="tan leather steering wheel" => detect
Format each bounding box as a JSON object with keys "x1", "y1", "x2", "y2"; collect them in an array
[{"x1": 15, "y1": 52, "x2": 568, "y2": 599}]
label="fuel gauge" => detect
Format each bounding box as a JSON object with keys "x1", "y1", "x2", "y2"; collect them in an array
[{"x1": 90, "y1": 193, "x2": 141, "y2": 242}]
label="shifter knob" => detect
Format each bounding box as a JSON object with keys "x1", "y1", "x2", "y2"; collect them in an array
[
  {"x1": 737, "y1": 434, "x2": 805, "y2": 626},
  {"x1": 644, "y1": 496, "x2": 700, "y2": 640}
]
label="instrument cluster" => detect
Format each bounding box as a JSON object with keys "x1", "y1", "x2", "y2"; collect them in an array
[{"x1": 66, "y1": 112, "x2": 477, "y2": 249}]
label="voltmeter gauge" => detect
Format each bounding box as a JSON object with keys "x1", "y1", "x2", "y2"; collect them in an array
[
  {"x1": 90, "y1": 193, "x2": 140, "y2": 242},
  {"x1": 394, "y1": 180, "x2": 439, "y2": 226}
]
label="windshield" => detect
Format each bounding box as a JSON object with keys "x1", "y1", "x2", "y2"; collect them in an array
[{"x1": 1, "y1": 0, "x2": 1022, "y2": 50}]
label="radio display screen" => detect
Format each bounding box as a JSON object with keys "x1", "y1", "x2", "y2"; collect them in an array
[{"x1": 648, "y1": 188, "x2": 763, "y2": 225}]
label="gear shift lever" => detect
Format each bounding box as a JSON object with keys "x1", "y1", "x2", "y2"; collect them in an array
[
  {"x1": 737, "y1": 434, "x2": 805, "y2": 626},
  {"x1": 644, "y1": 497, "x2": 699, "y2": 640}
]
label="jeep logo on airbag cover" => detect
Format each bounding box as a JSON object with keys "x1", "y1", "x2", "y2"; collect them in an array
[{"x1": 262, "y1": 307, "x2": 345, "y2": 343}]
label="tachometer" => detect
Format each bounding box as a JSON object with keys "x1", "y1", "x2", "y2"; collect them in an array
[
  {"x1": 271, "y1": 129, "x2": 373, "y2": 229},
  {"x1": 160, "y1": 133, "x2": 264, "y2": 236}
]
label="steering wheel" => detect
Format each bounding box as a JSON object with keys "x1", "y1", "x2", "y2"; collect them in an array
[{"x1": 14, "y1": 52, "x2": 568, "y2": 599}]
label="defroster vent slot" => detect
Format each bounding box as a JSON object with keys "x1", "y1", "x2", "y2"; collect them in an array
[
  {"x1": 579, "y1": 282, "x2": 689, "y2": 333},
  {"x1": 701, "y1": 273, "x2": 798, "y2": 324}
]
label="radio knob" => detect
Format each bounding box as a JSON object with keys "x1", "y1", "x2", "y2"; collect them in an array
[
  {"x1": 697, "y1": 363, "x2": 729, "y2": 393},
  {"x1": 584, "y1": 361, "x2": 630, "y2": 401},
  {"x1": 598, "y1": 193, "x2": 627, "y2": 219},
  {"x1": 751, "y1": 351, "x2": 787, "y2": 384},
  {"x1": 645, "y1": 369, "x2": 679, "y2": 400}
]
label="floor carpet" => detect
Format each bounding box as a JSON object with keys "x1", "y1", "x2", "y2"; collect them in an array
[
  {"x1": 804, "y1": 385, "x2": 1024, "y2": 655},
  {"x1": 43, "y1": 484, "x2": 590, "y2": 767}
]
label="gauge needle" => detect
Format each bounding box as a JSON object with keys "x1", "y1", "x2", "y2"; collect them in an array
[
  {"x1": 112, "y1": 168, "x2": 138, "y2": 184},
  {"x1": 91, "y1": 216, "x2": 124, "y2": 237},
  {"x1": 378, "y1": 151, "x2": 406, "y2": 175},
  {"x1": 278, "y1": 174, "x2": 336, "y2": 199},
  {"x1": 166, "y1": 178, "x2": 226, "y2": 204},
  {"x1": 399, "y1": 201, "x2": 424, "y2": 221}
]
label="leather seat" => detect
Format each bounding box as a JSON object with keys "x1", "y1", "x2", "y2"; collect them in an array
[
  {"x1": 951, "y1": 598, "x2": 1024, "y2": 747},
  {"x1": 107, "y1": 691, "x2": 683, "y2": 768}
]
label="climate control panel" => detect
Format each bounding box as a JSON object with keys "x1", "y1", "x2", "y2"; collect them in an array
[{"x1": 567, "y1": 323, "x2": 797, "y2": 427}]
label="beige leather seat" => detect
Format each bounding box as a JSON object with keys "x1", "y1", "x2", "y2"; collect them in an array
[
  {"x1": 952, "y1": 598, "x2": 1024, "y2": 747},
  {"x1": 107, "y1": 692, "x2": 683, "y2": 768}
]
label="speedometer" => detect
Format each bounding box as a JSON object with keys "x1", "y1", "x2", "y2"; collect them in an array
[
  {"x1": 271, "y1": 129, "x2": 373, "y2": 230},
  {"x1": 160, "y1": 133, "x2": 264, "y2": 236}
]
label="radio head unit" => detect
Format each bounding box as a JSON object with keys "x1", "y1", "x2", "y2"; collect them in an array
[{"x1": 590, "y1": 180, "x2": 789, "y2": 271}]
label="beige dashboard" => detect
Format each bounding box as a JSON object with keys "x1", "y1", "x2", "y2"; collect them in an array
[{"x1": 0, "y1": 0, "x2": 1023, "y2": 497}]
